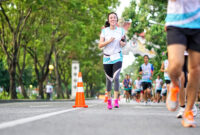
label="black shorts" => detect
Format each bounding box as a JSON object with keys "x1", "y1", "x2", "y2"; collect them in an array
[
  {"x1": 156, "y1": 90, "x2": 162, "y2": 94},
  {"x1": 165, "y1": 80, "x2": 171, "y2": 84},
  {"x1": 104, "y1": 62, "x2": 122, "y2": 78},
  {"x1": 141, "y1": 82, "x2": 152, "y2": 91},
  {"x1": 162, "y1": 93, "x2": 167, "y2": 97},
  {"x1": 128, "y1": 90, "x2": 132, "y2": 95},
  {"x1": 167, "y1": 26, "x2": 200, "y2": 52}
]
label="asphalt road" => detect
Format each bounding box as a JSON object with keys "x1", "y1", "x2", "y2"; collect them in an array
[{"x1": 0, "y1": 99, "x2": 200, "y2": 135}]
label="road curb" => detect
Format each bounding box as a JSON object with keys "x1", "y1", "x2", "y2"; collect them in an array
[{"x1": 0, "y1": 98, "x2": 95, "y2": 103}]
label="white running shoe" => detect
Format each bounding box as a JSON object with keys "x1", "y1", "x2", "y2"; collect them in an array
[
  {"x1": 176, "y1": 107, "x2": 185, "y2": 118},
  {"x1": 144, "y1": 102, "x2": 148, "y2": 106},
  {"x1": 192, "y1": 104, "x2": 198, "y2": 117}
]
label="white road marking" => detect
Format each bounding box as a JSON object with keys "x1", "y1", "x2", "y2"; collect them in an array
[
  {"x1": 133, "y1": 106, "x2": 165, "y2": 109},
  {"x1": 29, "y1": 105, "x2": 50, "y2": 108},
  {"x1": 0, "y1": 104, "x2": 98, "y2": 130}
]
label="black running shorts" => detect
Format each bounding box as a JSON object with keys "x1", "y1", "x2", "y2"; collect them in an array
[
  {"x1": 141, "y1": 82, "x2": 152, "y2": 91},
  {"x1": 165, "y1": 80, "x2": 171, "y2": 84},
  {"x1": 167, "y1": 26, "x2": 200, "y2": 52}
]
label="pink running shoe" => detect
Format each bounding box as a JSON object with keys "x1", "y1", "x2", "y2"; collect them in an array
[
  {"x1": 114, "y1": 99, "x2": 119, "y2": 108},
  {"x1": 107, "y1": 99, "x2": 112, "y2": 109}
]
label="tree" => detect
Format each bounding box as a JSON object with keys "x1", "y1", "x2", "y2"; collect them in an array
[
  {"x1": 0, "y1": 0, "x2": 34, "y2": 99},
  {"x1": 0, "y1": 0, "x2": 120, "y2": 99},
  {"x1": 122, "y1": 0, "x2": 168, "y2": 79},
  {"x1": 52, "y1": 0, "x2": 120, "y2": 98}
]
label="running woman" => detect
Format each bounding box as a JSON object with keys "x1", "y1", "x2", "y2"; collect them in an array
[
  {"x1": 165, "y1": 0, "x2": 200, "y2": 127},
  {"x1": 133, "y1": 76, "x2": 142, "y2": 103},
  {"x1": 155, "y1": 75, "x2": 163, "y2": 103},
  {"x1": 99, "y1": 12, "x2": 126, "y2": 109},
  {"x1": 139, "y1": 55, "x2": 154, "y2": 105}
]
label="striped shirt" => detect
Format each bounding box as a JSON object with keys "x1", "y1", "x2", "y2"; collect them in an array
[
  {"x1": 139, "y1": 63, "x2": 154, "y2": 83},
  {"x1": 166, "y1": 0, "x2": 200, "y2": 29},
  {"x1": 100, "y1": 27, "x2": 125, "y2": 64}
]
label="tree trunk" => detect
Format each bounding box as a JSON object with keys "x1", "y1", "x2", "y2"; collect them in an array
[
  {"x1": 9, "y1": 53, "x2": 18, "y2": 99},
  {"x1": 18, "y1": 77, "x2": 29, "y2": 99},
  {"x1": 9, "y1": 70, "x2": 17, "y2": 99},
  {"x1": 38, "y1": 81, "x2": 44, "y2": 99},
  {"x1": 64, "y1": 82, "x2": 70, "y2": 99},
  {"x1": 65, "y1": 87, "x2": 69, "y2": 99},
  {"x1": 17, "y1": 46, "x2": 29, "y2": 99},
  {"x1": 89, "y1": 84, "x2": 94, "y2": 98},
  {"x1": 86, "y1": 84, "x2": 89, "y2": 98},
  {"x1": 54, "y1": 51, "x2": 64, "y2": 98}
]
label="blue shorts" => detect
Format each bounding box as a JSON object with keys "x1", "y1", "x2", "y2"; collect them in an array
[{"x1": 135, "y1": 89, "x2": 141, "y2": 93}]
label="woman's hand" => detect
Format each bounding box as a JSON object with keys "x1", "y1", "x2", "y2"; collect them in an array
[
  {"x1": 120, "y1": 36, "x2": 126, "y2": 47},
  {"x1": 98, "y1": 37, "x2": 115, "y2": 48},
  {"x1": 120, "y1": 41, "x2": 126, "y2": 47},
  {"x1": 109, "y1": 37, "x2": 115, "y2": 43}
]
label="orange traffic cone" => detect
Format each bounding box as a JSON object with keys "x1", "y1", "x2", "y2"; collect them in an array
[
  {"x1": 104, "y1": 90, "x2": 108, "y2": 103},
  {"x1": 73, "y1": 72, "x2": 88, "y2": 108}
]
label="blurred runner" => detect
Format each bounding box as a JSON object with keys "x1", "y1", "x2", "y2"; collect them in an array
[
  {"x1": 165, "y1": 0, "x2": 200, "y2": 127},
  {"x1": 123, "y1": 74, "x2": 131, "y2": 102},
  {"x1": 139, "y1": 55, "x2": 154, "y2": 105},
  {"x1": 133, "y1": 76, "x2": 142, "y2": 103},
  {"x1": 155, "y1": 75, "x2": 163, "y2": 103},
  {"x1": 161, "y1": 83, "x2": 167, "y2": 103}
]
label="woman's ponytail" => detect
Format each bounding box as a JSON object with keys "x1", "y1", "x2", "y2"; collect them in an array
[{"x1": 105, "y1": 21, "x2": 110, "y2": 27}]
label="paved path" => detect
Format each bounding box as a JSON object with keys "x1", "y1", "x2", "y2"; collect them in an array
[{"x1": 0, "y1": 99, "x2": 200, "y2": 135}]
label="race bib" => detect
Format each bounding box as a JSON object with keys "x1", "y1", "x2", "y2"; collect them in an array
[
  {"x1": 144, "y1": 71, "x2": 149, "y2": 75},
  {"x1": 110, "y1": 53, "x2": 120, "y2": 61}
]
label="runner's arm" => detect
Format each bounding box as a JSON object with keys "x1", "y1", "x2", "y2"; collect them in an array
[
  {"x1": 150, "y1": 64, "x2": 154, "y2": 80},
  {"x1": 139, "y1": 66, "x2": 142, "y2": 75},
  {"x1": 98, "y1": 37, "x2": 115, "y2": 48},
  {"x1": 122, "y1": 80, "x2": 125, "y2": 87},
  {"x1": 160, "y1": 62, "x2": 165, "y2": 72}
]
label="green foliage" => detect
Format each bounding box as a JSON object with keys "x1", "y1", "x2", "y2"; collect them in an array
[
  {"x1": 0, "y1": 60, "x2": 9, "y2": 91},
  {"x1": 0, "y1": 0, "x2": 119, "y2": 99},
  {"x1": 122, "y1": 0, "x2": 168, "y2": 81},
  {"x1": 17, "y1": 93, "x2": 24, "y2": 99},
  {"x1": 0, "y1": 91, "x2": 9, "y2": 99},
  {"x1": 30, "y1": 94, "x2": 37, "y2": 100}
]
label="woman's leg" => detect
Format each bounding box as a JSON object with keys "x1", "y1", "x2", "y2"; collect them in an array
[{"x1": 104, "y1": 64, "x2": 113, "y2": 99}]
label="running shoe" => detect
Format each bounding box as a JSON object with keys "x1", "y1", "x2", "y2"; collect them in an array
[
  {"x1": 144, "y1": 101, "x2": 148, "y2": 106},
  {"x1": 107, "y1": 99, "x2": 112, "y2": 109},
  {"x1": 136, "y1": 99, "x2": 140, "y2": 103},
  {"x1": 114, "y1": 99, "x2": 119, "y2": 108},
  {"x1": 182, "y1": 110, "x2": 196, "y2": 128},
  {"x1": 192, "y1": 104, "x2": 198, "y2": 117},
  {"x1": 166, "y1": 83, "x2": 179, "y2": 111},
  {"x1": 176, "y1": 107, "x2": 185, "y2": 118}
]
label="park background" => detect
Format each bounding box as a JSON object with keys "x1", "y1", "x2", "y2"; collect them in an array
[{"x1": 0, "y1": 0, "x2": 167, "y2": 100}]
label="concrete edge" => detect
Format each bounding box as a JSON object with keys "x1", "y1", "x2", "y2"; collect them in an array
[{"x1": 0, "y1": 98, "x2": 96, "y2": 103}]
